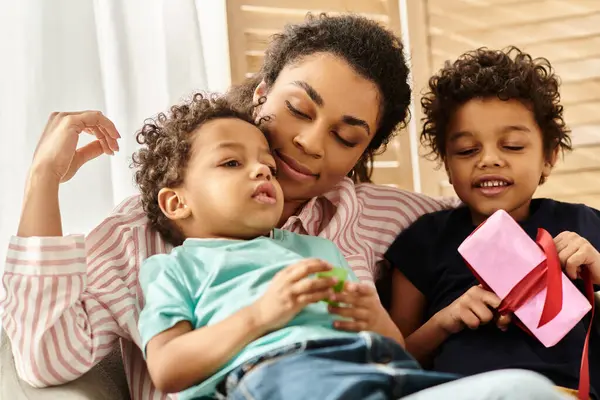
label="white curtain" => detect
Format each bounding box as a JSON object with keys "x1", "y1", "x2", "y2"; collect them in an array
[{"x1": 0, "y1": 0, "x2": 230, "y2": 266}]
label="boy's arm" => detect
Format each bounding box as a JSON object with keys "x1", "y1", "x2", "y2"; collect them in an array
[
  {"x1": 390, "y1": 269, "x2": 449, "y2": 365},
  {"x1": 146, "y1": 305, "x2": 268, "y2": 394}
]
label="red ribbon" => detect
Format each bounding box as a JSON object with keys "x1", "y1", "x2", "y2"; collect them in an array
[
  {"x1": 496, "y1": 229, "x2": 563, "y2": 328},
  {"x1": 463, "y1": 227, "x2": 595, "y2": 400}
]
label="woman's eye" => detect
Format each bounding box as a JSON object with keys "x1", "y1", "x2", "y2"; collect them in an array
[
  {"x1": 285, "y1": 100, "x2": 311, "y2": 120},
  {"x1": 222, "y1": 160, "x2": 241, "y2": 168},
  {"x1": 269, "y1": 166, "x2": 278, "y2": 176},
  {"x1": 334, "y1": 132, "x2": 357, "y2": 148}
]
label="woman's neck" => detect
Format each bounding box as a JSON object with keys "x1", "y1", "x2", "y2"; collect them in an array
[{"x1": 278, "y1": 200, "x2": 307, "y2": 228}]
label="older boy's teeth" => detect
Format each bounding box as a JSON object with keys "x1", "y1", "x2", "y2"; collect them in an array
[{"x1": 481, "y1": 181, "x2": 507, "y2": 187}]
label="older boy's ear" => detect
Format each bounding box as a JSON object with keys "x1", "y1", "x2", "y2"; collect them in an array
[
  {"x1": 444, "y1": 160, "x2": 452, "y2": 184},
  {"x1": 542, "y1": 146, "x2": 560, "y2": 177},
  {"x1": 253, "y1": 80, "x2": 268, "y2": 105},
  {"x1": 158, "y1": 188, "x2": 191, "y2": 221}
]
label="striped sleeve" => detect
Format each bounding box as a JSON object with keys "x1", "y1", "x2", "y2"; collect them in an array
[
  {"x1": 354, "y1": 185, "x2": 458, "y2": 263},
  {"x1": 0, "y1": 196, "x2": 146, "y2": 387}
]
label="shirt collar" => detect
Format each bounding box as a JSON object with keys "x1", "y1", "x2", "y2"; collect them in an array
[{"x1": 286, "y1": 177, "x2": 355, "y2": 236}]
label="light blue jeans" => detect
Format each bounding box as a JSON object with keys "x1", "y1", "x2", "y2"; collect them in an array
[{"x1": 218, "y1": 332, "x2": 571, "y2": 400}]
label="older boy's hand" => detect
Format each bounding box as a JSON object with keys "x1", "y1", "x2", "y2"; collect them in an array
[
  {"x1": 434, "y1": 285, "x2": 502, "y2": 334},
  {"x1": 328, "y1": 282, "x2": 405, "y2": 345},
  {"x1": 554, "y1": 231, "x2": 600, "y2": 283}
]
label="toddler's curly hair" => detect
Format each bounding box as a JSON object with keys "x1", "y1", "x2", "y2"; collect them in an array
[
  {"x1": 131, "y1": 93, "x2": 256, "y2": 246},
  {"x1": 420, "y1": 46, "x2": 572, "y2": 163}
]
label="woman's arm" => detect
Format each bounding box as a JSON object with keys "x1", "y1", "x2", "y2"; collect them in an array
[
  {"x1": 390, "y1": 269, "x2": 450, "y2": 365},
  {"x1": 0, "y1": 111, "x2": 135, "y2": 387},
  {"x1": 1, "y1": 196, "x2": 151, "y2": 387},
  {"x1": 146, "y1": 305, "x2": 267, "y2": 394}
]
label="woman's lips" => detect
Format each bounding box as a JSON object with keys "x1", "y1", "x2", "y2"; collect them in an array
[{"x1": 275, "y1": 151, "x2": 318, "y2": 182}]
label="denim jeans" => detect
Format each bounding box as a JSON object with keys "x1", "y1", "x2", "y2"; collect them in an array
[
  {"x1": 216, "y1": 332, "x2": 456, "y2": 400},
  {"x1": 215, "y1": 332, "x2": 572, "y2": 400}
]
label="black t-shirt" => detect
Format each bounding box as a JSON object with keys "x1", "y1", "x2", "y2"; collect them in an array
[{"x1": 385, "y1": 198, "x2": 600, "y2": 397}]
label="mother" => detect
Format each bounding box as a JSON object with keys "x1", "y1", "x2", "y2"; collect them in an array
[{"x1": 3, "y1": 14, "x2": 565, "y2": 400}]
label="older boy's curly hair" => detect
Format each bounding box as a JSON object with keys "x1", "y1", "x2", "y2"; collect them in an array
[
  {"x1": 131, "y1": 93, "x2": 256, "y2": 246},
  {"x1": 420, "y1": 46, "x2": 572, "y2": 163}
]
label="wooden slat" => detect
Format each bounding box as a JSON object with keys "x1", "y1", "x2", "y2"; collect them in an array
[
  {"x1": 428, "y1": 1, "x2": 600, "y2": 34},
  {"x1": 239, "y1": 0, "x2": 389, "y2": 15},
  {"x1": 429, "y1": 13, "x2": 600, "y2": 53},
  {"x1": 238, "y1": 7, "x2": 388, "y2": 34},
  {"x1": 554, "y1": 57, "x2": 600, "y2": 82},
  {"x1": 564, "y1": 101, "x2": 600, "y2": 126},
  {"x1": 370, "y1": 166, "x2": 410, "y2": 189},
  {"x1": 537, "y1": 169, "x2": 600, "y2": 197},
  {"x1": 561, "y1": 79, "x2": 600, "y2": 106},
  {"x1": 245, "y1": 31, "x2": 271, "y2": 53},
  {"x1": 428, "y1": 0, "x2": 598, "y2": 13},
  {"x1": 553, "y1": 146, "x2": 600, "y2": 173}
]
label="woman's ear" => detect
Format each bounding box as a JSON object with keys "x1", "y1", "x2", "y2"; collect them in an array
[
  {"x1": 253, "y1": 80, "x2": 268, "y2": 105},
  {"x1": 158, "y1": 188, "x2": 191, "y2": 221}
]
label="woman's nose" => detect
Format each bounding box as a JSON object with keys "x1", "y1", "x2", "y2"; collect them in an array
[{"x1": 293, "y1": 126, "x2": 325, "y2": 159}]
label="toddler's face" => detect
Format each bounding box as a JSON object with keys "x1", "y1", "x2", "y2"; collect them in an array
[
  {"x1": 444, "y1": 98, "x2": 556, "y2": 224},
  {"x1": 178, "y1": 118, "x2": 284, "y2": 239}
]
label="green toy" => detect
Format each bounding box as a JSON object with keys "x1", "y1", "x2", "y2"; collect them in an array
[{"x1": 316, "y1": 267, "x2": 347, "y2": 306}]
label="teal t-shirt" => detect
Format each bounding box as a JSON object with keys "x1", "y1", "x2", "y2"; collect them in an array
[{"x1": 138, "y1": 229, "x2": 358, "y2": 399}]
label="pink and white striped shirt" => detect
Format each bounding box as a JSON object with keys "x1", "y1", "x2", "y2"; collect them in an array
[{"x1": 1, "y1": 177, "x2": 457, "y2": 400}]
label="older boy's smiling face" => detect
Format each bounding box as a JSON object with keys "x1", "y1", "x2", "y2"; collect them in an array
[{"x1": 444, "y1": 98, "x2": 555, "y2": 224}]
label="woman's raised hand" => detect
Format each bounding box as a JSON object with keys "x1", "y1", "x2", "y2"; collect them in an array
[{"x1": 32, "y1": 111, "x2": 121, "y2": 183}]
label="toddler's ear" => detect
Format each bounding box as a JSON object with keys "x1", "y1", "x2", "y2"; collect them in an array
[{"x1": 158, "y1": 188, "x2": 191, "y2": 221}]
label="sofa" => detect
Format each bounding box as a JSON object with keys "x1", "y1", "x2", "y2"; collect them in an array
[{"x1": 2, "y1": 290, "x2": 599, "y2": 400}]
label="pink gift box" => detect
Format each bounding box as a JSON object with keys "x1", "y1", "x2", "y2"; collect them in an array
[{"x1": 457, "y1": 209, "x2": 591, "y2": 347}]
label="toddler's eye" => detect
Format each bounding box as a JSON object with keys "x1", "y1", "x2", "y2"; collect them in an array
[{"x1": 222, "y1": 160, "x2": 241, "y2": 168}]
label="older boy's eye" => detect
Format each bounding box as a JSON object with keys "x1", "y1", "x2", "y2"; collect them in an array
[
  {"x1": 456, "y1": 148, "x2": 476, "y2": 156},
  {"x1": 222, "y1": 160, "x2": 241, "y2": 168},
  {"x1": 504, "y1": 145, "x2": 524, "y2": 151}
]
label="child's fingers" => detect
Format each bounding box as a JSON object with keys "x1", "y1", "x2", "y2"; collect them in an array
[
  {"x1": 467, "y1": 286, "x2": 501, "y2": 309},
  {"x1": 469, "y1": 301, "x2": 494, "y2": 324},
  {"x1": 496, "y1": 314, "x2": 512, "y2": 331},
  {"x1": 460, "y1": 309, "x2": 481, "y2": 330},
  {"x1": 289, "y1": 276, "x2": 337, "y2": 297},
  {"x1": 296, "y1": 289, "x2": 334, "y2": 305},
  {"x1": 328, "y1": 305, "x2": 369, "y2": 321},
  {"x1": 283, "y1": 259, "x2": 333, "y2": 282},
  {"x1": 332, "y1": 319, "x2": 367, "y2": 332},
  {"x1": 328, "y1": 291, "x2": 362, "y2": 307},
  {"x1": 344, "y1": 282, "x2": 375, "y2": 296}
]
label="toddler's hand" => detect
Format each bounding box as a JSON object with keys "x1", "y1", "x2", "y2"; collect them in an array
[
  {"x1": 251, "y1": 259, "x2": 338, "y2": 332},
  {"x1": 434, "y1": 285, "x2": 502, "y2": 334},
  {"x1": 328, "y1": 282, "x2": 393, "y2": 335}
]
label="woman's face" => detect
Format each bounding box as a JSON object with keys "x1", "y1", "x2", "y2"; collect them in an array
[{"x1": 254, "y1": 53, "x2": 382, "y2": 204}]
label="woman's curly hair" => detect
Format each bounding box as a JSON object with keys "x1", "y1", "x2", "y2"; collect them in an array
[
  {"x1": 420, "y1": 46, "x2": 572, "y2": 163},
  {"x1": 226, "y1": 13, "x2": 411, "y2": 183},
  {"x1": 131, "y1": 92, "x2": 256, "y2": 246}
]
